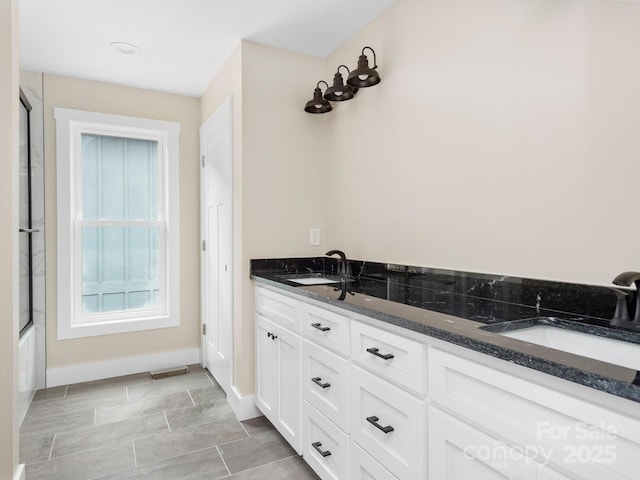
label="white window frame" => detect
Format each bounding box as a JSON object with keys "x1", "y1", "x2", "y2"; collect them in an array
[{"x1": 55, "y1": 108, "x2": 180, "y2": 339}]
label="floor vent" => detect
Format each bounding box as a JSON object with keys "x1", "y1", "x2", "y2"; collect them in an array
[{"x1": 149, "y1": 365, "x2": 189, "y2": 379}]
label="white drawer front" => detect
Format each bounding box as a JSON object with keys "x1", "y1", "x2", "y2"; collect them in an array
[
  {"x1": 349, "y1": 440, "x2": 399, "y2": 480},
  {"x1": 303, "y1": 303, "x2": 350, "y2": 356},
  {"x1": 303, "y1": 401, "x2": 349, "y2": 480},
  {"x1": 429, "y1": 407, "x2": 537, "y2": 480},
  {"x1": 349, "y1": 366, "x2": 426, "y2": 480},
  {"x1": 302, "y1": 340, "x2": 349, "y2": 432},
  {"x1": 351, "y1": 320, "x2": 427, "y2": 395},
  {"x1": 255, "y1": 286, "x2": 302, "y2": 332},
  {"x1": 429, "y1": 347, "x2": 640, "y2": 480}
]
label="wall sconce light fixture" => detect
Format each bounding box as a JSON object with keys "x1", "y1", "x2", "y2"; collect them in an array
[
  {"x1": 304, "y1": 46, "x2": 380, "y2": 114},
  {"x1": 304, "y1": 81, "x2": 333, "y2": 114},
  {"x1": 324, "y1": 65, "x2": 357, "y2": 102},
  {"x1": 347, "y1": 46, "x2": 380, "y2": 88}
]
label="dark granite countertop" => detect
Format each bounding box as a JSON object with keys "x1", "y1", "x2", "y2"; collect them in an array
[{"x1": 251, "y1": 257, "x2": 640, "y2": 404}]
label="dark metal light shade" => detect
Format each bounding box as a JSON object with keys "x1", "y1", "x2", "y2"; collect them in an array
[
  {"x1": 324, "y1": 65, "x2": 357, "y2": 102},
  {"x1": 347, "y1": 46, "x2": 381, "y2": 88},
  {"x1": 304, "y1": 81, "x2": 332, "y2": 114}
]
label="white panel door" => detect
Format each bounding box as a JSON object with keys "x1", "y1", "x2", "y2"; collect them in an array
[
  {"x1": 200, "y1": 96, "x2": 233, "y2": 394},
  {"x1": 255, "y1": 314, "x2": 278, "y2": 419}
]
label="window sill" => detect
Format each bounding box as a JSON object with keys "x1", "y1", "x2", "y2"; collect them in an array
[{"x1": 57, "y1": 314, "x2": 180, "y2": 340}]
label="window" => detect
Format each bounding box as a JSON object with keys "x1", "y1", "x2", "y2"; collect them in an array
[{"x1": 55, "y1": 108, "x2": 180, "y2": 339}]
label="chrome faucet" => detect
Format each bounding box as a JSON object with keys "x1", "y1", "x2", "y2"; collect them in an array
[
  {"x1": 325, "y1": 250, "x2": 352, "y2": 278},
  {"x1": 611, "y1": 271, "x2": 640, "y2": 329}
]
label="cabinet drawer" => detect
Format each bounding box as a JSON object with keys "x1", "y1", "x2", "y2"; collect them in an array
[
  {"x1": 351, "y1": 320, "x2": 427, "y2": 395},
  {"x1": 429, "y1": 347, "x2": 640, "y2": 480},
  {"x1": 255, "y1": 286, "x2": 302, "y2": 332},
  {"x1": 302, "y1": 303, "x2": 350, "y2": 356},
  {"x1": 349, "y1": 366, "x2": 426, "y2": 480},
  {"x1": 349, "y1": 440, "x2": 398, "y2": 480},
  {"x1": 302, "y1": 401, "x2": 349, "y2": 480},
  {"x1": 302, "y1": 340, "x2": 349, "y2": 432},
  {"x1": 429, "y1": 407, "x2": 536, "y2": 479}
]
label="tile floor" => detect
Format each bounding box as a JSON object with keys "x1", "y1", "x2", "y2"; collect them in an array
[{"x1": 20, "y1": 365, "x2": 320, "y2": 480}]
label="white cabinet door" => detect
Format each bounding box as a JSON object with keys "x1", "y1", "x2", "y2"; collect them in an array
[
  {"x1": 277, "y1": 321, "x2": 302, "y2": 453},
  {"x1": 255, "y1": 313, "x2": 302, "y2": 453},
  {"x1": 429, "y1": 407, "x2": 537, "y2": 480},
  {"x1": 255, "y1": 314, "x2": 278, "y2": 418}
]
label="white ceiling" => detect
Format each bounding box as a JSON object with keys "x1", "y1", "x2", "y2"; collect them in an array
[{"x1": 19, "y1": 0, "x2": 395, "y2": 97}]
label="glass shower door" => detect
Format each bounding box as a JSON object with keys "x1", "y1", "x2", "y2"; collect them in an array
[{"x1": 19, "y1": 89, "x2": 36, "y2": 336}]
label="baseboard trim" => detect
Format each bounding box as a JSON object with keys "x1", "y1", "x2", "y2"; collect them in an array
[
  {"x1": 227, "y1": 385, "x2": 261, "y2": 421},
  {"x1": 14, "y1": 463, "x2": 25, "y2": 480},
  {"x1": 46, "y1": 348, "x2": 201, "y2": 387}
]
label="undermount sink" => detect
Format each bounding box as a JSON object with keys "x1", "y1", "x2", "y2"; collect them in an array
[
  {"x1": 282, "y1": 274, "x2": 354, "y2": 286},
  {"x1": 499, "y1": 325, "x2": 640, "y2": 370}
]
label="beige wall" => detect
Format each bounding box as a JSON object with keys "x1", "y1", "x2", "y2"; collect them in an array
[
  {"x1": 0, "y1": 0, "x2": 19, "y2": 476},
  {"x1": 325, "y1": 0, "x2": 640, "y2": 286},
  {"x1": 200, "y1": 41, "x2": 325, "y2": 395},
  {"x1": 240, "y1": 41, "x2": 326, "y2": 394},
  {"x1": 43, "y1": 74, "x2": 201, "y2": 368}
]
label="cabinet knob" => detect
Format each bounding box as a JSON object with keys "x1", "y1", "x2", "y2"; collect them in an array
[
  {"x1": 312, "y1": 441, "x2": 332, "y2": 457},
  {"x1": 366, "y1": 415, "x2": 394, "y2": 434},
  {"x1": 366, "y1": 347, "x2": 394, "y2": 360}
]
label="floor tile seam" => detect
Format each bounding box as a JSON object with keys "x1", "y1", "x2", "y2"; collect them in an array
[
  {"x1": 26, "y1": 399, "x2": 130, "y2": 420},
  {"x1": 49, "y1": 424, "x2": 174, "y2": 461},
  {"x1": 64, "y1": 386, "x2": 129, "y2": 400},
  {"x1": 216, "y1": 445, "x2": 232, "y2": 478},
  {"x1": 135, "y1": 443, "x2": 227, "y2": 469},
  {"x1": 48, "y1": 433, "x2": 56, "y2": 461},
  {"x1": 50, "y1": 418, "x2": 172, "y2": 456},
  {"x1": 239, "y1": 421, "x2": 250, "y2": 438},
  {"x1": 123, "y1": 387, "x2": 203, "y2": 403},
  {"x1": 132, "y1": 439, "x2": 138, "y2": 468},
  {"x1": 166, "y1": 416, "x2": 248, "y2": 435},
  {"x1": 163, "y1": 411, "x2": 172, "y2": 432},
  {"x1": 224, "y1": 454, "x2": 300, "y2": 477},
  {"x1": 31, "y1": 437, "x2": 134, "y2": 465},
  {"x1": 20, "y1": 421, "x2": 95, "y2": 440},
  {"x1": 187, "y1": 389, "x2": 196, "y2": 406},
  {"x1": 214, "y1": 428, "x2": 270, "y2": 450},
  {"x1": 85, "y1": 441, "x2": 137, "y2": 480},
  {"x1": 94, "y1": 395, "x2": 196, "y2": 425}
]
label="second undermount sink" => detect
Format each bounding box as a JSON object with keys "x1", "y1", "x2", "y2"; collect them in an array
[{"x1": 499, "y1": 325, "x2": 640, "y2": 370}]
